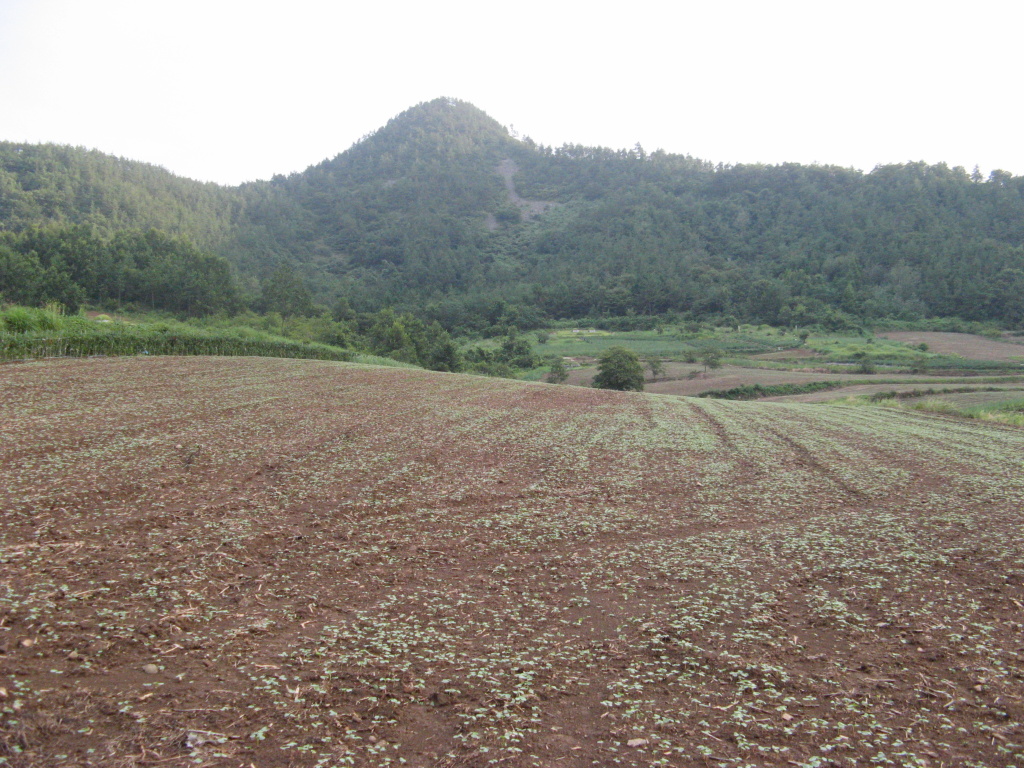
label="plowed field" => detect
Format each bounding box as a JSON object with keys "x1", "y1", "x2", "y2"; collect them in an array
[
  {"x1": 877, "y1": 332, "x2": 1024, "y2": 362},
  {"x1": 2, "y1": 357, "x2": 1023, "y2": 767}
]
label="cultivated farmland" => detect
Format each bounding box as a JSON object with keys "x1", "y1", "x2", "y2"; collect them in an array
[
  {"x1": 1, "y1": 357, "x2": 1022, "y2": 767},
  {"x1": 877, "y1": 332, "x2": 1024, "y2": 362}
]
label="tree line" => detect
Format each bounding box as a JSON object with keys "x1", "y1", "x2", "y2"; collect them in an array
[{"x1": 3, "y1": 99, "x2": 1024, "y2": 334}]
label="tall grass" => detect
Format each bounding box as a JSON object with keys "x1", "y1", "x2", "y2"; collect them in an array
[
  {"x1": 883, "y1": 396, "x2": 1024, "y2": 428},
  {"x1": 0, "y1": 307, "x2": 357, "y2": 363}
]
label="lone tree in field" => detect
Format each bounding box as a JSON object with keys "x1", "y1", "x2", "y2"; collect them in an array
[
  {"x1": 700, "y1": 348, "x2": 723, "y2": 373},
  {"x1": 593, "y1": 346, "x2": 645, "y2": 391},
  {"x1": 646, "y1": 357, "x2": 664, "y2": 381}
]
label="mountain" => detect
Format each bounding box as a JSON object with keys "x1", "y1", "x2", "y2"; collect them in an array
[
  {"x1": 2, "y1": 98, "x2": 1024, "y2": 328},
  {"x1": 0, "y1": 141, "x2": 242, "y2": 245},
  {"x1": 235, "y1": 98, "x2": 524, "y2": 298}
]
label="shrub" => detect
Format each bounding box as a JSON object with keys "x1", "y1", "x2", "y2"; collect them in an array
[
  {"x1": 1, "y1": 307, "x2": 37, "y2": 333},
  {"x1": 593, "y1": 346, "x2": 644, "y2": 391},
  {"x1": 545, "y1": 358, "x2": 569, "y2": 384}
]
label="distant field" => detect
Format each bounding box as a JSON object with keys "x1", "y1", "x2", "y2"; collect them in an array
[
  {"x1": 765, "y1": 381, "x2": 1024, "y2": 403},
  {"x1": 565, "y1": 360, "x2": 1024, "y2": 399},
  {"x1": 2, "y1": 356, "x2": 1022, "y2": 767},
  {"x1": 640, "y1": 363, "x2": 924, "y2": 397},
  {"x1": 551, "y1": 327, "x2": 1024, "y2": 399},
  {"x1": 539, "y1": 327, "x2": 800, "y2": 360},
  {"x1": 878, "y1": 330, "x2": 1024, "y2": 361},
  {"x1": 900, "y1": 389, "x2": 1024, "y2": 407}
]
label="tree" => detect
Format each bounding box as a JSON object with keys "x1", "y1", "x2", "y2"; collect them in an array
[
  {"x1": 497, "y1": 335, "x2": 539, "y2": 369},
  {"x1": 332, "y1": 297, "x2": 356, "y2": 322},
  {"x1": 545, "y1": 357, "x2": 569, "y2": 384},
  {"x1": 593, "y1": 346, "x2": 644, "y2": 391},
  {"x1": 646, "y1": 357, "x2": 664, "y2": 381},
  {"x1": 851, "y1": 350, "x2": 876, "y2": 374},
  {"x1": 421, "y1": 321, "x2": 463, "y2": 372},
  {"x1": 260, "y1": 264, "x2": 317, "y2": 317},
  {"x1": 367, "y1": 308, "x2": 418, "y2": 363},
  {"x1": 699, "y1": 348, "x2": 723, "y2": 372}
]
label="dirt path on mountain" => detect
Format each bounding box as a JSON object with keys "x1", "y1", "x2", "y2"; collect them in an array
[{"x1": 497, "y1": 158, "x2": 556, "y2": 219}]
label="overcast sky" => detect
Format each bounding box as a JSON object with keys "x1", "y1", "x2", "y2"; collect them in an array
[{"x1": 1, "y1": 0, "x2": 1020, "y2": 186}]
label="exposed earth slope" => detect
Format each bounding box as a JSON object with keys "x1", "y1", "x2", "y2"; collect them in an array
[{"x1": 1, "y1": 357, "x2": 1022, "y2": 767}]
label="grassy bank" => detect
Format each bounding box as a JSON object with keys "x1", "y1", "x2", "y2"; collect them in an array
[
  {"x1": 0, "y1": 306, "x2": 407, "y2": 366},
  {"x1": 883, "y1": 394, "x2": 1024, "y2": 427}
]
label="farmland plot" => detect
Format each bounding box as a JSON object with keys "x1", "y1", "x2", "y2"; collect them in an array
[
  {"x1": 1, "y1": 357, "x2": 1022, "y2": 767},
  {"x1": 877, "y1": 332, "x2": 1024, "y2": 362}
]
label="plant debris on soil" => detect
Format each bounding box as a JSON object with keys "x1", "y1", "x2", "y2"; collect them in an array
[{"x1": 1, "y1": 356, "x2": 1023, "y2": 768}]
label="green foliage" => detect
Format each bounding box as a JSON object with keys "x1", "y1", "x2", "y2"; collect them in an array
[
  {"x1": 698, "y1": 381, "x2": 843, "y2": 400},
  {"x1": 699, "y1": 347, "x2": 723, "y2": 371},
  {"x1": 498, "y1": 335, "x2": 540, "y2": 369},
  {"x1": 461, "y1": 348, "x2": 515, "y2": 378},
  {"x1": 4, "y1": 102, "x2": 1024, "y2": 331},
  {"x1": 0, "y1": 309, "x2": 353, "y2": 363},
  {"x1": 1, "y1": 306, "x2": 58, "y2": 333},
  {"x1": 0, "y1": 305, "x2": 455, "y2": 370},
  {"x1": 365, "y1": 308, "x2": 463, "y2": 371},
  {"x1": 0, "y1": 141, "x2": 241, "y2": 244},
  {"x1": 892, "y1": 394, "x2": 1024, "y2": 427},
  {"x1": 868, "y1": 386, "x2": 1014, "y2": 403},
  {"x1": 545, "y1": 357, "x2": 569, "y2": 384},
  {"x1": 461, "y1": 333, "x2": 542, "y2": 377},
  {"x1": 494, "y1": 203, "x2": 522, "y2": 224},
  {"x1": 593, "y1": 346, "x2": 644, "y2": 391},
  {"x1": 646, "y1": 357, "x2": 665, "y2": 380},
  {"x1": 0, "y1": 225, "x2": 238, "y2": 315},
  {"x1": 259, "y1": 264, "x2": 319, "y2": 317}
]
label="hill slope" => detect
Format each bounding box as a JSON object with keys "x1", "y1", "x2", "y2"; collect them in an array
[
  {"x1": 3, "y1": 98, "x2": 1024, "y2": 326},
  {"x1": 1, "y1": 357, "x2": 1022, "y2": 766},
  {"x1": 0, "y1": 142, "x2": 242, "y2": 246}
]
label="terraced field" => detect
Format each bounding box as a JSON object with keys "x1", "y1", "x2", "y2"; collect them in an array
[
  {"x1": 1, "y1": 357, "x2": 1023, "y2": 767},
  {"x1": 877, "y1": 332, "x2": 1024, "y2": 362}
]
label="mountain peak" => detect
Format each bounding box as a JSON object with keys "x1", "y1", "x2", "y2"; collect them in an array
[
  {"x1": 382, "y1": 97, "x2": 509, "y2": 138},
  {"x1": 324, "y1": 98, "x2": 516, "y2": 175}
]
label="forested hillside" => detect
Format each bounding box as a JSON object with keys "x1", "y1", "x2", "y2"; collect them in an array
[
  {"x1": 0, "y1": 143, "x2": 242, "y2": 244},
  {"x1": 2, "y1": 98, "x2": 1024, "y2": 329}
]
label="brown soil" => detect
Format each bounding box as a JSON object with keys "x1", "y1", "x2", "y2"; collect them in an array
[
  {"x1": 497, "y1": 159, "x2": 557, "y2": 219},
  {"x1": 764, "y1": 382, "x2": 1024, "y2": 403},
  {"x1": 747, "y1": 347, "x2": 822, "y2": 361},
  {"x1": 570, "y1": 362, "x2": 957, "y2": 397},
  {"x1": 879, "y1": 331, "x2": 1024, "y2": 361},
  {"x1": 2, "y1": 357, "x2": 1023, "y2": 767}
]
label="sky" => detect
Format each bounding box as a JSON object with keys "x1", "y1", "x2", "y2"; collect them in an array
[{"x1": 1, "y1": 0, "x2": 1021, "y2": 186}]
